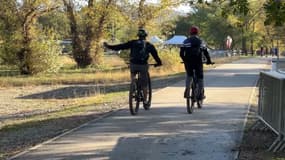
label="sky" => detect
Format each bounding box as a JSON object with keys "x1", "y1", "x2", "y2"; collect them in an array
[
  {"x1": 174, "y1": 4, "x2": 192, "y2": 13},
  {"x1": 59, "y1": 0, "x2": 192, "y2": 14}
]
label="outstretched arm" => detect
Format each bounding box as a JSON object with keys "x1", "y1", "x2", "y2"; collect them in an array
[{"x1": 104, "y1": 41, "x2": 132, "y2": 51}]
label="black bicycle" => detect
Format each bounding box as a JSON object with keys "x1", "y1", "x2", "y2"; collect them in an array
[
  {"x1": 184, "y1": 62, "x2": 214, "y2": 114},
  {"x1": 129, "y1": 64, "x2": 156, "y2": 115},
  {"x1": 186, "y1": 70, "x2": 204, "y2": 114}
]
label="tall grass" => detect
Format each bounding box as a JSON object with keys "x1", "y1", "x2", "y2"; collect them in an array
[{"x1": 0, "y1": 49, "x2": 245, "y2": 87}]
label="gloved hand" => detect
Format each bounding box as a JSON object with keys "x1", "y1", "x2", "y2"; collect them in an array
[{"x1": 154, "y1": 63, "x2": 162, "y2": 67}]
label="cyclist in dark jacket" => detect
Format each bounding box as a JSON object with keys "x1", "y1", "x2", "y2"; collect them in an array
[
  {"x1": 180, "y1": 26, "x2": 213, "y2": 99},
  {"x1": 103, "y1": 28, "x2": 162, "y2": 106}
]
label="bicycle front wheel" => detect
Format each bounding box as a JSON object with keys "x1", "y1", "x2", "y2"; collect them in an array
[
  {"x1": 187, "y1": 84, "x2": 196, "y2": 114},
  {"x1": 129, "y1": 81, "x2": 139, "y2": 115},
  {"x1": 186, "y1": 97, "x2": 193, "y2": 114},
  {"x1": 197, "y1": 88, "x2": 204, "y2": 109},
  {"x1": 143, "y1": 73, "x2": 152, "y2": 110}
]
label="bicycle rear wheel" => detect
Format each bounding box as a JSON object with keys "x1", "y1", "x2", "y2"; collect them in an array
[
  {"x1": 143, "y1": 73, "x2": 152, "y2": 110},
  {"x1": 186, "y1": 87, "x2": 194, "y2": 114},
  {"x1": 129, "y1": 80, "x2": 139, "y2": 115}
]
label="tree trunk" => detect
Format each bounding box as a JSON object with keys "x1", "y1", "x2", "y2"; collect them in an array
[
  {"x1": 17, "y1": 11, "x2": 35, "y2": 74},
  {"x1": 89, "y1": 0, "x2": 113, "y2": 65},
  {"x1": 250, "y1": 20, "x2": 255, "y2": 55},
  {"x1": 138, "y1": 0, "x2": 146, "y2": 27},
  {"x1": 63, "y1": 0, "x2": 92, "y2": 68},
  {"x1": 241, "y1": 26, "x2": 247, "y2": 55}
]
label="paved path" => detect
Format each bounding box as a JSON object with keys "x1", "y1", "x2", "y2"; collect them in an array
[{"x1": 10, "y1": 58, "x2": 270, "y2": 160}]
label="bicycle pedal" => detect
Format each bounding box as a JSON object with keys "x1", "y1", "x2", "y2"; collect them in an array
[{"x1": 143, "y1": 102, "x2": 150, "y2": 107}]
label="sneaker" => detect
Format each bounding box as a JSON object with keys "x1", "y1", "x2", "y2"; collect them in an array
[{"x1": 184, "y1": 88, "x2": 190, "y2": 98}]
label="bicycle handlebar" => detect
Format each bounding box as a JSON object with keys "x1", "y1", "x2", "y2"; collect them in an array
[
  {"x1": 180, "y1": 62, "x2": 215, "y2": 65},
  {"x1": 126, "y1": 63, "x2": 162, "y2": 67}
]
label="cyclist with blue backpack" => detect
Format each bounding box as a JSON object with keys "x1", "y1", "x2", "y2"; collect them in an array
[
  {"x1": 180, "y1": 26, "x2": 213, "y2": 100},
  {"x1": 103, "y1": 28, "x2": 162, "y2": 107}
]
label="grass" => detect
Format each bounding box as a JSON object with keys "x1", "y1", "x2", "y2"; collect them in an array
[
  {"x1": 0, "y1": 55, "x2": 244, "y2": 87},
  {"x1": 2, "y1": 91, "x2": 127, "y2": 128},
  {"x1": 0, "y1": 54, "x2": 183, "y2": 87}
]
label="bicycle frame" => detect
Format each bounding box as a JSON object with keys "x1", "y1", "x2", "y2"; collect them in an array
[
  {"x1": 128, "y1": 66, "x2": 152, "y2": 115},
  {"x1": 186, "y1": 69, "x2": 203, "y2": 114},
  {"x1": 182, "y1": 61, "x2": 213, "y2": 114}
]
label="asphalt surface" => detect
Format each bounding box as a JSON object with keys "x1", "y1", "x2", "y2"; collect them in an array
[{"x1": 10, "y1": 57, "x2": 270, "y2": 160}]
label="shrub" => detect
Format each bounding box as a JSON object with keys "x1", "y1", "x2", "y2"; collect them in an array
[
  {"x1": 149, "y1": 47, "x2": 182, "y2": 72},
  {"x1": 0, "y1": 39, "x2": 21, "y2": 65},
  {"x1": 26, "y1": 39, "x2": 62, "y2": 74},
  {"x1": 118, "y1": 50, "x2": 129, "y2": 64}
]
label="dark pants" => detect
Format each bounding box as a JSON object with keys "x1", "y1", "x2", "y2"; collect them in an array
[
  {"x1": 130, "y1": 64, "x2": 149, "y2": 87},
  {"x1": 184, "y1": 63, "x2": 203, "y2": 79},
  {"x1": 184, "y1": 63, "x2": 204, "y2": 97}
]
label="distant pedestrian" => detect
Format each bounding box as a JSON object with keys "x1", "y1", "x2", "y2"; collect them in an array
[
  {"x1": 265, "y1": 47, "x2": 268, "y2": 57},
  {"x1": 260, "y1": 46, "x2": 264, "y2": 57},
  {"x1": 274, "y1": 47, "x2": 279, "y2": 57},
  {"x1": 270, "y1": 47, "x2": 274, "y2": 56}
]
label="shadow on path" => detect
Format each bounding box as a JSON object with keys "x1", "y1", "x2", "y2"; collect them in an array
[
  {"x1": 18, "y1": 76, "x2": 184, "y2": 99},
  {"x1": 9, "y1": 103, "x2": 245, "y2": 160}
]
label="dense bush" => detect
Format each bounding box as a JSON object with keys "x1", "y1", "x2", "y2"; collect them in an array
[
  {"x1": 150, "y1": 47, "x2": 182, "y2": 72},
  {"x1": 0, "y1": 41, "x2": 20, "y2": 65},
  {"x1": 26, "y1": 39, "x2": 62, "y2": 74},
  {"x1": 158, "y1": 47, "x2": 181, "y2": 67},
  {"x1": 0, "y1": 27, "x2": 62, "y2": 74}
]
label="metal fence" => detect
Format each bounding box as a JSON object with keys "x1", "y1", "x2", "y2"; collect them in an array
[
  {"x1": 272, "y1": 58, "x2": 285, "y2": 73},
  {"x1": 258, "y1": 71, "x2": 285, "y2": 152},
  {"x1": 208, "y1": 49, "x2": 238, "y2": 58}
]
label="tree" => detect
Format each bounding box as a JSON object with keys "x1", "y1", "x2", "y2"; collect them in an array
[
  {"x1": 0, "y1": 0, "x2": 61, "y2": 74},
  {"x1": 38, "y1": 10, "x2": 70, "y2": 39},
  {"x1": 106, "y1": 0, "x2": 184, "y2": 40},
  {"x1": 208, "y1": 0, "x2": 267, "y2": 54},
  {"x1": 174, "y1": 3, "x2": 240, "y2": 49},
  {"x1": 264, "y1": 0, "x2": 285, "y2": 26},
  {"x1": 62, "y1": 0, "x2": 114, "y2": 68}
]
